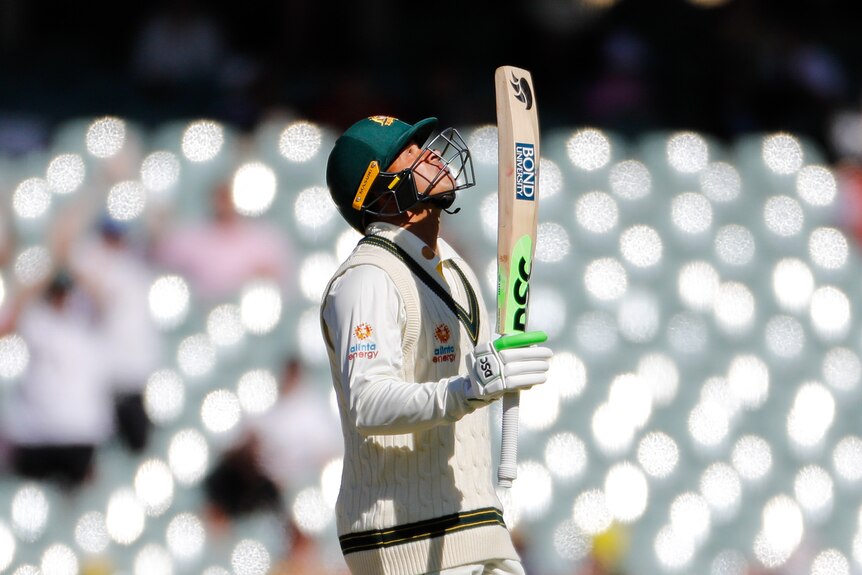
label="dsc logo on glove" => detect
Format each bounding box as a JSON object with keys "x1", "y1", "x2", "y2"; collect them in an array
[{"x1": 479, "y1": 357, "x2": 494, "y2": 379}]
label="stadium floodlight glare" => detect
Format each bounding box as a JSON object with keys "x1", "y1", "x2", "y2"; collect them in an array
[
  {"x1": 236, "y1": 368, "x2": 279, "y2": 415},
  {"x1": 567, "y1": 128, "x2": 612, "y2": 171},
  {"x1": 278, "y1": 120, "x2": 324, "y2": 163},
  {"x1": 86, "y1": 116, "x2": 126, "y2": 159},
  {"x1": 467, "y1": 125, "x2": 498, "y2": 165},
  {"x1": 699, "y1": 463, "x2": 742, "y2": 521},
  {"x1": 545, "y1": 432, "x2": 588, "y2": 482},
  {"x1": 796, "y1": 164, "x2": 837, "y2": 208},
  {"x1": 207, "y1": 303, "x2": 245, "y2": 347},
  {"x1": 143, "y1": 369, "x2": 185, "y2": 425},
  {"x1": 176, "y1": 334, "x2": 216, "y2": 378},
  {"x1": 762, "y1": 133, "x2": 804, "y2": 175},
  {"x1": 575, "y1": 190, "x2": 619, "y2": 236},
  {"x1": 201, "y1": 389, "x2": 242, "y2": 434},
  {"x1": 699, "y1": 161, "x2": 741, "y2": 204},
  {"x1": 13, "y1": 177, "x2": 52, "y2": 219},
  {"x1": 620, "y1": 224, "x2": 663, "y2": 269},
  {"x1": 609, "y1": 159, "x2": 652, "y2": 201},
  {"x1": 232, "y1": 162, "x2": 277, "y2": 216},
  {"x1": 46, "y1": 153, "x2": 86, "y2": 195},
  {"x1": 140, "y1": 150, "x2": 180, "y2": 197},
  {"x1": 536, "y1": 221, "x2": 570, "y2": 263},
  {"x1": 293, "y1": 185, "x2": 339, "y2": 235},
  {"x1": 181, "y1": 120, "x2": 224, "y2": 162},
  {"x1": 672, "y1": 191, "x2": 713, "y2": 235},
  {"x1": 666, "y1": 131, "x2": 709, "y2": 174}
]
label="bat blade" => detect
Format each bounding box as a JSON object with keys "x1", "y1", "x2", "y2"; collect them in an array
[{"x1": 495, "y1": 65, "x2": 540, "y2": 487}]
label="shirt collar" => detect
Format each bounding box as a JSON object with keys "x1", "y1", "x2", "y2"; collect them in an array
[{"x1": 366, "y1": 222, "x2": 458, "y2": 275}]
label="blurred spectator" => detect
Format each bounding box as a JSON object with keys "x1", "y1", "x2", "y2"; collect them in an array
[
  {"x1": 0, "y1": 205, "x2": 12, "y2": 267},
  {"x1": 202, "y1": 430, "x2": 281, "y2": 526},
  {"x1": 271, "y1": 517, "x2": 349, "y2": 575},
  {"x1": 582, "y1": 29, "x2": 657, "y2": 136},
  {"x1": 203, "y1": 355, "x2": 341, "y2": 523},
  {"x1": 68, "y1": 215, "x2": 164, "y2": 453},
  {"x1": 131, "y1": 0, "x2": 224, "y2": 87},
  {"x1": 151, "y1": 179, "x2": 294, "y2": 305},
  {"x1": 129, "y1": 0, "x2": 226, "y2": 119},
  {"x1": 244, "y1": 355, "x2": 341, "y2": 493},
  {"x1": 0, "y1": 269, "x2": 113, "y2": 492},
  {"x1": 573, "y1": 523, "x2": 629, "y2": 575},
  {"x1": 835, "y1": 157, "x2": 862, "y2": 245}
]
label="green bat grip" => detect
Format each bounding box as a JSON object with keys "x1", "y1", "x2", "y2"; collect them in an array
[{"x1": 493, "y1": 330, "x2": 548, "y2": 351}]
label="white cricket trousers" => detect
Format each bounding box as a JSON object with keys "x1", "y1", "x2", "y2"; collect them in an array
[{"x1": 428, "y1": 559, "x2": 526, "y2": 574}]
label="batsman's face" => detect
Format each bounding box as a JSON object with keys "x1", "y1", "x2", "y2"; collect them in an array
[{"x1": 390, "y1": 143, "x2": 456, "y2": 197}]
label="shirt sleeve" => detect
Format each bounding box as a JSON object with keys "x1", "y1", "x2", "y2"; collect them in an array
[{"x1": 321, "y1": 264, "x2": 475, "y2": 436}]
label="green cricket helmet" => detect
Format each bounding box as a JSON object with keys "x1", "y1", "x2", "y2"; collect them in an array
[{"x1": 326, "y1": 115, "x2": 475, "y2": 233}]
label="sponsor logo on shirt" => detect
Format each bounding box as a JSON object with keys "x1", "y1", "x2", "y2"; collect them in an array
[
  {"x1": 435, "y1": 324, "x2": 451, "y2": 343},
  {"x1": 433, "y1": 323, "x2": 456, "y2": 363},
  {"x1": 349, "y1": 322, "x2": 378, "y2": 361},
  {"x1": 354, "y1": 323, "x2": 373, "y2": 340}
]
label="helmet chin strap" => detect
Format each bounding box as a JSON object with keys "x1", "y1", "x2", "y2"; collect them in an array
[{"x1": 422, "y1": 192, "x2": 461, "y2": 214}]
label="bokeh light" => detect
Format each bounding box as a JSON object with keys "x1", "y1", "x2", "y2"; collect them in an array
[
  {"x1": 106, "y1": 180, "x2": 146, "y2": 221},
  {"x1": 671, "y1": 192, "x2": 713, "y2": 236},
  {"x1": 46, "y1": 153, "x2": 86, "y2": 194},
  {"x1": 13, "y1": 177, "x2": 52, "y2": 219},
  {"x1": 666, "y1": 131, "x2": 709, "y2": 173},
  {"x1": 11, "y1": 483, "x2": 49, "y2": 542},
  {"x1": 5, "y1": 101, "x2": 862, "y2": 575},
  {"x1": 699, "y1": 161, "x2": 741, "y2": 203},
  {"x1": 232, "y1": 162, "x2": 277, "y2": 216},
  {"x1": 762, "y1": 133, "x2": 804, "y2": 175},
  {"x1": 567, "y1": 128, "x2": 612, "y2": 171},
  {"x1": 278, "y1": 120, "x2": 323, "y2": 162},
  {"x1": 575, "y1": 191, "x2": 619, "y2": 234},
  {"x1": 181, "y1": 120, "x2": 224, "y2": 162},
  {"x1": 609, "y1": 159, "x2": 651, "y2": 200},
  {"x1": 86, "y1": 116, "x2": 126, "y2": 158},
  {"x1": 637, "y1": 431, "x2": 679, "y2": 479}
]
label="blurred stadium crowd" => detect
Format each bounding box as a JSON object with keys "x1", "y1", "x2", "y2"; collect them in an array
[
  {"x1": 2, "y1": 0, "x2": 862, "y2": 160},
  {"x1": 3, "y1": 1, "x2": 862, "y2": 575}
]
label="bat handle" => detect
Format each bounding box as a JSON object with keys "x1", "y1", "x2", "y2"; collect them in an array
[
  {"x1": 498, "y1": 392, "x2": 520, "y2": 488},
  {"x1": 495, "y1": 330, "x2": 548, "y2": 488}
]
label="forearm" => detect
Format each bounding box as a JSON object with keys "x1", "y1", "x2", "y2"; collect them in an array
[{"x1": 350, "y1": 372, "x2": 476, "y2": 435}]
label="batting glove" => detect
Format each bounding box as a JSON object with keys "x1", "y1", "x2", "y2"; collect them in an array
[{"x1": 466, "y1": 332, "x2": 553, "y2": 403}]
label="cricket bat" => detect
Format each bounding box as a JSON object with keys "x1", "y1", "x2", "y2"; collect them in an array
[{"x1": 495, "y1": 65, "x2": 545, "y2": 488}]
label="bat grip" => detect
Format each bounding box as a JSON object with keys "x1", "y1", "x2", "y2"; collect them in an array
[
  {"x1": 494, "y1": 330, "x2": 547, "y2": 488},
  {"x1": 498, "y1": 392, "x2": 520, "y2": 488}
]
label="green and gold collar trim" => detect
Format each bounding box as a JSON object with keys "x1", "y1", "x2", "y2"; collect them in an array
[{"x1": 360, "y1": 235, "x2": 481, "y2": 345}]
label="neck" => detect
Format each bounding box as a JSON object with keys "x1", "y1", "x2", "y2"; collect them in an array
[
  {"x1": 404, "y1": 217, "x2": 440, "y2": 255},
  {"x1": 377, "y1": 207, "x2": 441, "y2": 255}
]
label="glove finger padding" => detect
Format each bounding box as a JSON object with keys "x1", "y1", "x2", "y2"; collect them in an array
[
  {"x1": 497, "y1": 345, "x2": 553, "y2": 363},
  {"x1": 467, "y1": 342, "x2": 553, "y2": 402}
]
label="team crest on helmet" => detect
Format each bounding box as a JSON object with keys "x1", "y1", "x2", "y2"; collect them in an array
[{"x1": 368, "y1": 116, "x2": 396, "y2": 127}]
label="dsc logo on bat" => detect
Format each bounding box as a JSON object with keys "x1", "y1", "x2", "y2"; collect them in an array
[{"x1": 515, "y1": 142, "x2": 536, "y2": 201}]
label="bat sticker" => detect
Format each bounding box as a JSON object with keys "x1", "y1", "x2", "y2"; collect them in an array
[
  {"x1": 498, "y1": 234, "x2": 533, "y2": 333},
  {"x1": 515, "y1": 142, "x2": 537, "y2": 201},
  {"x1": 509, "y1": 72, "x2": 534, "y2": 110}
]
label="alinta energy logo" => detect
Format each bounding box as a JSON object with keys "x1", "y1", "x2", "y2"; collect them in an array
[
  {"x1": 354, "y1": 323, "x2": 373, "y2": 340},
  {"x1": 433, "y1": 323, "x2": 456, "y2": 364},
  {"x1": 349, "y1": 322, "x2": 378, "y2": 361},
  {"x1": 435, "y1": 324, "x2": 451, "y2": 343}
]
